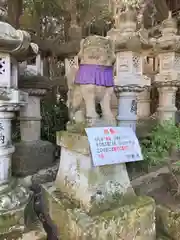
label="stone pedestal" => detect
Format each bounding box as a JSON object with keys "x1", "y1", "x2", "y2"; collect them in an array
[
  {"x1": 12, "y1": 140, "x2": 55, "y2": 176},
  {"x1": 157, "y1": 85, "x2": 178, "y2": 124},
  {"x1": 55, "y1": 131, "x2": 134, "y2": 213},
  {"x1": 114, "y1": 86, "x2": 143, "y2": 131},
  {"x1": 43, "y1": 183, "x2": 156, "y2": 239},
  {"x1": 137, "y1": 88, "x2": 151, "y2": 119},
  {"x1": 41, "y1": 130, "x2": 156, "y2": 239},
  {"x1": 12, "y1": 78, "x2": 55, "y2": 176},
  {"x1": 151, "y1": 12, "x2": 180, "y2": 124},
  {"x1": 20, "y1": 95, "x2": 41, "y2": 141}
]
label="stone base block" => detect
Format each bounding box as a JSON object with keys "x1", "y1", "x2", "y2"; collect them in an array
[
  {"x1": 56, "y1": 131, "x2": 134, "y2": 213},
  {"x1": 19, "y1": 230, "x2": 46, "y2": 240},
  {"x1": 0, "y1": 207, "x2": 26, "y2": 240},
  {"x1": 0, "y1": 180, "x2": 45, "y2": 240},
  {"x1": 12, "y1": 140, "x2": 55, "y2": 177},
  {"x1": 156, "y1": 205, "x2": 180, "y2": 240},
  {"x1": 0, "y1": 226, "x2": 46, "y2": 240},
  {"x1": 42, "y1": 183, "x2": 156, "y2": 240}
]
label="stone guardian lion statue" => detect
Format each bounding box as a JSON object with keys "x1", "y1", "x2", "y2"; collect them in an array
[{"x1": 67, "y1": 35, "x2": 116, "y2": 126}]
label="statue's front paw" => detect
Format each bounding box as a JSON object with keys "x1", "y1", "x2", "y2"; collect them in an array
[
  {"x1": 86, "y1": 117, "x2": 96, "y2": 127},
  {"x1": 103, "y1": 118, "x2": 116, "y2": 126}
]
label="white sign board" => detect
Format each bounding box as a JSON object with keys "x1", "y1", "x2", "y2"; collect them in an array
[{"x1": 85, "y1": 127, "x2": 143, "y2": 167}]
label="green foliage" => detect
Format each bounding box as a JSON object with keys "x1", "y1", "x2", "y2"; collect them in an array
[
  {"x1": 140, "y1": 120, "x2": 180, "y2": 167},
  {"x1": 22, "y1": 0, "x2": 112, "y2": 37},
  {"x1": 41, "y1": 97, "x2": 68, "y2": 143},
  {"x1": 11, "y1": 96, "x2": 68, "y2": 144}
]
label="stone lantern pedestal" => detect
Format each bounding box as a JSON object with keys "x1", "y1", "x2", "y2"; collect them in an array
[
  {"x1": 151, "y1": 12, "x2": 180, "y2": 124},
  {"x1": 157, "y1": 83, "x2": 178, "y2": 123},
  {"x1": 114, "y1": 85, "x2": 143, "y2": 131},
  {"x1": 12, "y1": 77, "x2": 56, "y2": 176},
  {"x1": 108, "y1": 15, "x2": 152, "y2": 130},
  {"x1": 137, "y1": 87, "x2": 151, "y2": 119},
  {"x1": 0, "y1": 11, "x2": 46, "y2": 237}
]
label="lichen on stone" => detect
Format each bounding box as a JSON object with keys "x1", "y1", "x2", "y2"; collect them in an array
[{"x1": 43, "y1": 183, "x2": 156, "y2": 240}]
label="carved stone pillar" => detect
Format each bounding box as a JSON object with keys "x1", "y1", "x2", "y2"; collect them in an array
[
  {"x1": 108, "y1": 8, "x2": 151, "y2": 130},
  {"x1": 157, "y1": 84, "x2": 177, "y2": 123},
  {"x1": 12, "y1": 77, "x2": 55, "y2": 176},
  {"x1": 20, "y1": 93, "x2": 42, "y2": 141},
  {"x1": 152, "y1": 12, "x2": 180, "y2": 123},
  {"x1": 137, "y1": 88, "x2": 151, "y2": 119},
  {"x1": 114, "y1": 86, "x2": 143, "y2": 131}
]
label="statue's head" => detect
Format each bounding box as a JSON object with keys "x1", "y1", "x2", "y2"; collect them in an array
[{"x1": 82, "y1": 35, "x2": 112, "y2": 50}]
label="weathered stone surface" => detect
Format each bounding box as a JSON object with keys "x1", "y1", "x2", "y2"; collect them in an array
[
  {"x1": 0, "y1": 194, "x2": 45, "y2": 239},
  {"x1": 43, "y1": 183, "x2": 156, "y2": 240},
  {"x1": 0, "y1": 227, "x2": 46, "y2": 240},
  {"x1": 0, "y1": 179, "x2": 43, "y2": 240},
  {"x1": 57, "y1": 131, "x2": 89, "y2": 155},
  {"x1": 18, "y1": 163, "x2": 58, "y2": 188},
  {"x1": 156, "y1": 204, "x2": 180, "y2": 240},
  {"x1": 21, "y1": 230, "x2": 46, "y2": 240},
  {"x1": 56, "y1": 131, "x2": 134, "y2": 214},
  {"x1": 12, "y1": 140, "x2": 56, "y2": 177},
  {"x1": 156, "y1": 236, "x2": 171, "y2": 240},
  {"x1": 0, "y1": 208, "x2": 25, "y2": 239}
]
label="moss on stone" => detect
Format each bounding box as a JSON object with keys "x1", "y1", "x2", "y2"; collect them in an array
[
  {"x1": 0, "y1": 208, "x2": 25, "y2": 239},
  {"x1": 66, "y1": 122, "x2": 87, "y2": 135},
  {"x1": 0, "y1": 228, "x2": 23, "y2": 240},
  {"x1": 99, "y1": 195, "x2": 154, "y2": 220},
  {"x1": 43, "y1": 184, "x2": 156, "y2": 240},
  {"x1": 56, "y1": 131, "x2": 89, "y2": 154},
  {"x1": 52, "y1": 189, "x2": 80, "y2": 210},
  {"x1": 156, "y1": 204, "x2": 180, "y2": 240}
]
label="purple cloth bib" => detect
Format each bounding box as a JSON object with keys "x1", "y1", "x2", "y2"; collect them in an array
[{"x1": 75, "y1": 64, "x2": 114, "y2": 87}]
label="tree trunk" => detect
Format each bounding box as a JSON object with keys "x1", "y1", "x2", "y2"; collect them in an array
[{"x1": 7, "y1": 0, "x2": 23, "y2": 28}]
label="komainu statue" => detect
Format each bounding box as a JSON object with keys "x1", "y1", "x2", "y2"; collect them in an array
[{"x1": 67, "y1": 35, "x2": 116, "y2": 127}]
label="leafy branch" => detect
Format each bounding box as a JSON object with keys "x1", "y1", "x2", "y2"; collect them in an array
[{"x1": 140, "y1": 120, "x2": 180, "y2": 167}]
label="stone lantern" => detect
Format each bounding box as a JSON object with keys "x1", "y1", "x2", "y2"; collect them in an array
[
  {"x1": 0, "y1": 2, "x2": 42, "y2": 238},
  {"x1": 151, "y1": 12, "x2": 180, "y2": 124},
  {"x1": 12, "y1": 59, "x2": 55, "y2": 177},
  {"x1": 107, "y1": 7, "x2": 151, "y2": 131}
]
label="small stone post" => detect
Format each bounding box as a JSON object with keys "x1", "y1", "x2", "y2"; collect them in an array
[
  {"x1": 19, "y1": 87, "x2": 46, "y2": 142},
  {"x1": 152, "y1": 12, "x2": 180, "y2": 124},
  {"x1": 108, "y1": 8, "x2": 151, "y2": 131},
  {"x1": 12, "y1": 59, "x2": 55, "y2": 176}
]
